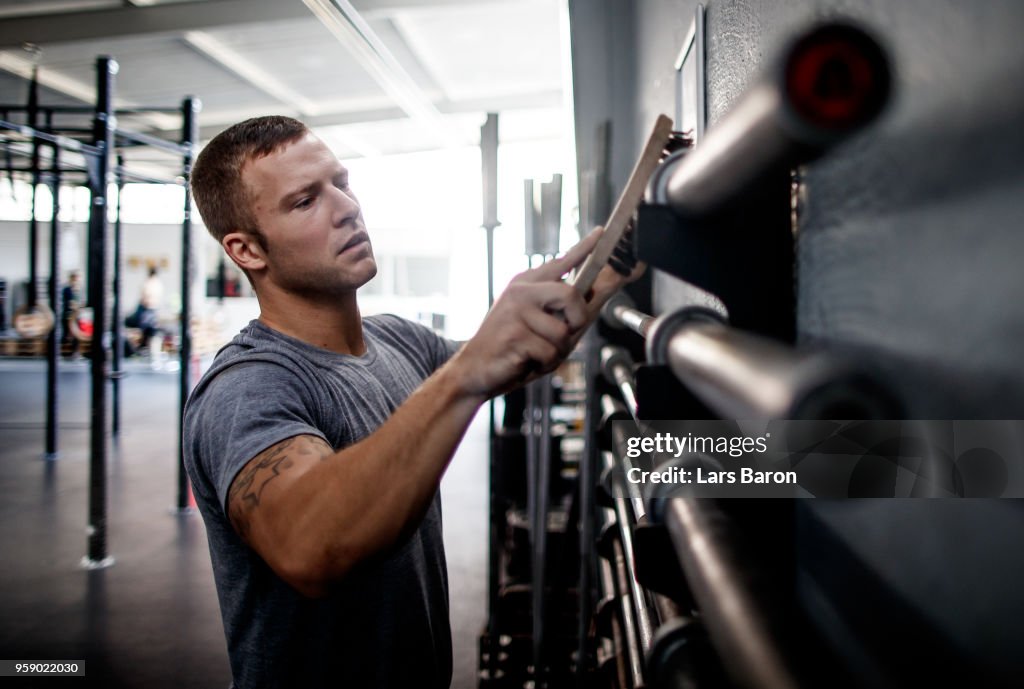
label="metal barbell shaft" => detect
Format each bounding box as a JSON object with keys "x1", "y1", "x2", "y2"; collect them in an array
[{"x1": 651, "y1": 22, "x2": 890, "y2": 218}]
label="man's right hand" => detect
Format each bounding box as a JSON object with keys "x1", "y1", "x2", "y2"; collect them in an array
[{"x1": 450, "y1": 228, "x2": 602, "y2": 398}]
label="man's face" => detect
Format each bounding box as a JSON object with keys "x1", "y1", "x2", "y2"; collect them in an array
[{"x1": 241, "y1": 133, "x2": 376, "y2": 298}]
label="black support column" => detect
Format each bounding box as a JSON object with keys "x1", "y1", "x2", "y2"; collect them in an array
[
  {"x1": 110, "y1": 156, "x2": 124, "y2": 436},
  {"x1": 45, "y1": 144, "x2": 61, "y2": 459},
  {"x1": 176, "y1": 96, "x2": 200, "y2": 513},
  {"x1": 84, "y1": 55, "x2": 116, "y2": 569}
]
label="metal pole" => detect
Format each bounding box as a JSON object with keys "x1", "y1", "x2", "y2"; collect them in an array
[
  {"x1": 602, "y1": 443, "x2": 653, "y2": 654},
  {"x1": 600, "y1": 303, "x2": 900, "y2": 419},
  {"x1": 533, "y1": 372, "x2": 553, "y2": 686},
  {"x1": 604, "y1": 298, "x2": 655, "y2": 339},
  {"x1": 653, "y1": 317, "x2": 898, "y2": 419},
  {"x1": 527, "y1": 258, "x2": 562, "y2": 684},
  {"x1": 479, "y1": 113, "x2": 502, "y2": 680},
  {"x1": 524, "y1": 378, "x2": 538, "y2": 575},
  {"x1": 481, "y1": 113, "x2": 499, "y2": 309},
  {"x1": 83, "y1": 55, "x2": 116, "y2": 569},
  {"x1": 176, "y1": 96, "x2": 200, "y2": 512},
  {"x1": 28, "y1": 156, "x2": 40, "y2": 310},
  {"x1": 27, "y1": 66, "x2": 40, "y2": 311},
  {"x1": 528, "y1": 166, "x2": 562, "y2": 683},
  {"x1": 575, "y1": 330, "x2": 599, "y2": 687},
  {"x1": 110, "y1": 155, "x2": 124, "y2": 435},
  {"x1": 600, "y1": 346, "x2": 639, "y2": 420},
  {"x1": 653, "y1": 22, "x2": 891, "y2": 218},
  {"x1": 216, "y1": 257, "x2": 226, "y2": 302},
  {"x1": 45, "y1": 142, "x2": 61, "y2": 459},
  {"x1": 576, "y1": 121, "x2": 611, "y2": 688},
  {"x1": 658, "y1": 499, "x2": 801, "y2": 689},
  {"x1": 608, "y1": 529, "x2": 644, "y2": 688}
]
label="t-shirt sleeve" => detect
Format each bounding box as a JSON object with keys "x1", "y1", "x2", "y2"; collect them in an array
[
  {"x1": 413, "y1": 321, "x2": 460, "y2": 370},
  {"x1": 185, "y1": 359, "x2": 329, "y2": 517},
  {"x1": 376, "y1": 314, "x2": 460, "y2": 372},
  {"x1": 435, "y1": 334, "x2": 460, "y2": 369}
]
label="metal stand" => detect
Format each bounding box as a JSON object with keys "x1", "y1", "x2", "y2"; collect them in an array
[
  {"x1": 478, "y1": 113, "x2": 504, "y2": 684},
  {"x1": 571, "y1": 20, "x2": 894, "y2": 687},
  {"x1": 110, "y1": 156, "x2": 124, "y2": 436},
  {"x1": 174, "y1": 96, "x2": 200, "y2": 515},
  {"x1": 2, "y1": 54, "x2": 204, "y2": 563},
  {"x1": 44, "y1": 144, "x2": 61, "y2": 460},
  {"x1": 85, "y1": 55, "x2": 116, "y2": 568}
]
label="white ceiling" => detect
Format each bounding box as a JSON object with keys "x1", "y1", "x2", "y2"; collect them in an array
[{"x1": 0, "y1": 0, "x2": 568, "y2": 175}]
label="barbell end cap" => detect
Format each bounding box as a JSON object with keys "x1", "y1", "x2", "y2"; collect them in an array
[
  {"x1": 599, "y1": 345, "x2": 634, "y2": 386},
  {"x1": 644, "y1": 306, "x2": 728, "y2": 366},
  {"x1": 599, "y1": 291, "x2": 636, "y2": 330}
]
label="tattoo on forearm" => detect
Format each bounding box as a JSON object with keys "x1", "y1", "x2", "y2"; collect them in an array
[{"x1": 227, "y1": 435, "x2": 333, "y2": 541}]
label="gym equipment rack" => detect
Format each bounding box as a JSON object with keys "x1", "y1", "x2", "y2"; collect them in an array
[
  {"x1": 481, "y1": 19, "x2": 902, "y2": 689},
  {"x1": 0, "y1": 55, "x2": 201, "y2": 568}
]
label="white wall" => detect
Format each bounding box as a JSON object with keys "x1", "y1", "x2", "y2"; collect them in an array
[{"x1": 0, "y1": 219, "x2": 205, "y2": 330}]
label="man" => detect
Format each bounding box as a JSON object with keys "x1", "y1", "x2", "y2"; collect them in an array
[
  {"x1": 185, "y1": 116, "x2": 636, "y2": 688},
  {"x1": 137, "y1": 266, "x2": 164, "y2": 353},
  {"x1": 61, "y1": 271, "x2": 82, "y2": 357}
]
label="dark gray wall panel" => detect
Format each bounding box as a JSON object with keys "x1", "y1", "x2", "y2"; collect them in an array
[
  {"x1": 571, "y1": 1, "x2": 1024, "y2": 684},
  {"x1": 568, "y1": 0, "x2": 638, "y2": 209},
  {"x1": 625, "y1": 0, "x2": 1024, "y2": 415}
]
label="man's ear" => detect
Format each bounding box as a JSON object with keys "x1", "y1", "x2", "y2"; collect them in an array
[{"x1": 223, "y1": 231, "x2": 267, "y2": 274}]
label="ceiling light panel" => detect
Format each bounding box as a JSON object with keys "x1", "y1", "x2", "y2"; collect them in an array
[
  {"x1": 183, "y1": 30, "x2": 323, "y2": 116},
  {"x1": 303, "y1": 0, "x2": 457, "y2": 146},
  {"x1": 360, "y1": 16, "x2": 442, "y2": 100},
  {"x1": 18, "y1": 35, "x2": 271, "y2": 114},
  {"x1": 0, "y1": 0, "x2": 119, "y2": 20},
  {"x1": 392, "y1": 0, "x2": 563, "y2": 103},
  {"x1": 199, "y1": 17, "x2": 391, "y2": 105}
]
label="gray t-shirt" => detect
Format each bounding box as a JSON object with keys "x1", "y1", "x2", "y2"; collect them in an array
[{"x1": 184, "y1": 315, "x2": 459, "y2": 689}]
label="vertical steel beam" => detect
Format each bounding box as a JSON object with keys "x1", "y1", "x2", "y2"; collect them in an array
[
  {"x1": 480, "y1": 113, "x2": 499, "y2": 308},
  {"x1": 176, "y1": 96, "x2": 200, "y2": 512},
  {"x1": 84, "y1": 55, "x2": 116, "y2": 569},
  {"x1": 27, "y1": 68, "x2": 40, "y2": 310},
  {"x1": 45, "y1": 142, "x2": 61, "y2": 459},
  {"x1": 479, "y1": 113, "x2": 502, "y2": 681},
  {"x1": 216, "y1": 257, "x2": 226, "y2": 302},
  {"x1": 28, "y1": 158, "x2": 40, "y2": 309},
  {"x1": 110, "y1": 155, "x2": 124, "y2": 436},
  {"x1": 533, "y1": 372, "x2": 554, "y2": 686},
  {"x1": 575, "y1": 333, "x2": 598, "y2": 686}
]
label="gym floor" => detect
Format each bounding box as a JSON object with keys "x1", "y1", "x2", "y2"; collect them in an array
[{"x1": 0, "y1": 358, "x2": 487, "y2": 688}]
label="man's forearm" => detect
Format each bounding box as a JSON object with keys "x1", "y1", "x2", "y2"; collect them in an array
[
  {"x1": 268, "y1": 362, "x2": 485, "y2": 596},
  {"x1": 239, "y1": 231, "x2": 607, "y2": 596}
]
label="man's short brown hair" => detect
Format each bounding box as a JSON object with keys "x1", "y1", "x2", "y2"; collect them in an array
[{"x1": 191, "y1": 115, "x2": 310, "y2": 243}]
